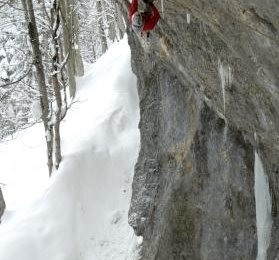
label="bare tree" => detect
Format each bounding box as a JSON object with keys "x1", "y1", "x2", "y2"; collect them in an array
[
  {"x1": 96, "y1": 0, "x2": 108, "y2": 54},
  {"x1": 1, "y1": 0, "x2": 128, "y2": 175},
  {"x1": 114, "y1": 1, "x2": 126, "y2": 40},
  {"x1": 0, "y1": 1, "x2": 36, "y2": 140},
  {"x1": 71, "y1": 0, "x2": 84, "y2": 77},
  {"x1": 105, "y1": 1, "x2": 117, "y2": 42},
  {"x1": 21, "y1": 0, "x2": 54, "y2": 175},
  {"x1": 60, "y1": 0, "x2": 84, "y2": 98},
  {"x1": 50, "y1": 0, "x2": 62, "y2": 169}
]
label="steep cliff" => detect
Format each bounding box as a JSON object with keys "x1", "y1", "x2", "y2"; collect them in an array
[{"x1": 122, "y1": 0, "x2": 279, "y2": 259}]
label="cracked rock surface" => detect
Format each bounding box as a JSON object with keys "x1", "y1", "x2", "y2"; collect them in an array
[{"x1": 123, "y1": 0, "x2": 279, "y2": 259}]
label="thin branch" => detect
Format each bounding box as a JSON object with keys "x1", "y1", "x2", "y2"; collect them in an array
[
  {"x1": 0, "y1": 0, "x2": 9, "y2": 9},
  {"x1": 41, "y1": 0, "x2": 51, "y2": 25},
  {"x1": 0, "y1": 85, "x2": 17, "y2": 101},
  {"x1": 59, "y1": 52, "x2": 69, "y2": 72},
  {"x1": 0, "y1": 66, "x2": 32, "y2": 88}
]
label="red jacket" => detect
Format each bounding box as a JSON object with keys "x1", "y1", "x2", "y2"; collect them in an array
[{"x1": 129, "y1": 0, "x2": 160, "y2": 32}]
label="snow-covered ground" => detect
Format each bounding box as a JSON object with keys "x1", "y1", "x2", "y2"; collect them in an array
[{"x1": 0, "y1": 36, "x2": 141, "y2": 260}]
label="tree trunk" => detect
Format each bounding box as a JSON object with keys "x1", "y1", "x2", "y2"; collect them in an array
[
  {"x1": 96, "y1": 0, "x2": 108, "y2": 55},
  {"x1": 22, "y1": 0, "x2": 53, "y2": 176},
  {"x1": 60, "y1": 0, "x2": 84, "y2": 98},
  {"x1": 60, "y1": 0, "x2": 76, "y2": 98},
  {"x1": 92, "y1": 35, "x2": 96, "y2": 62},
  {"x1": 58, "y1": 38, "x2": 68, "y2": 110},
  {"x1": 106, "y1": 1, "x2": 117, "y2": 42},
  {"x1": 72, "y1": 0, "x2": 84, "y2": 77},
  {"x1": 51, "y1": 0, "x2": 62, "y2": 169},
  {"x1": 114, "y1": 1, "x2": 125, "y2": 40}
]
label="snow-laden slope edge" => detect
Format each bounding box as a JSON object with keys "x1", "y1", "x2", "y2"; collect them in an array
[{"x1": 0, "y1": 36, "x2": 141, "y2": 260}]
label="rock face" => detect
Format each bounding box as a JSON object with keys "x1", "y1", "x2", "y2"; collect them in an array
[
  {"x1": 0, "y1": 188, "x2": 5, "y2": 222},
  {"x1": 124, "y1": 0, "x2": 279, "y2": 259}
]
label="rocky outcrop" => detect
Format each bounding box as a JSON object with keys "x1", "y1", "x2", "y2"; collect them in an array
[
  {"x1": 0, "y1": 188, "x2": 5, "y2": 222},
  {"x1": 123, "y1": 0, "x2": 279, "y2": 259}
]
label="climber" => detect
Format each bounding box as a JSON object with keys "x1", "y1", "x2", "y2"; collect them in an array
[{"x1": 129, "y1": 0, "x2": 160, "y2": 35}]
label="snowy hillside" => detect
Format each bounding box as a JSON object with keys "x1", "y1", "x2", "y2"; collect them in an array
[{"x1": 0, "y1": 37, "x2": 141, "y2": 260}]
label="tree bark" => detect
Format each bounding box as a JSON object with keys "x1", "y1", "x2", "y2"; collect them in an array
[
  {"x1": 91, "y1": 34, "x2": 97, "y2": 62},
  {"x1": 58, "y1": 38, "x2": 68, "y2": 110},
  {"x1": 22, "y1": 0, "x2": 53, "y2": 176},
  {"x1": 60, "y1": 0, "x2": 76, "y2": 98},
  {"x1": 114, "y1": 1, "x2": 125, "y2": 40},
  {"x1": 51, "y1": 0, "x2": 62, "y2": 169},
  {"x1": 106, "y1": 1, "x2": 117, "y2": 42},
  {"x1": 60, "y1": 0, "x2": 84, "y2": 98},
  {"x1": 72, "y1": 0, "x2": 84, "y2": 77},
  {"x1": 96, "y1": 0, "x2": 108, "y2": 55}
]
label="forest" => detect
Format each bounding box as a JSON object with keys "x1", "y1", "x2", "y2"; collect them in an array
[{"x1": 0, "y1": 0, "x2": 125, "y2": 175}]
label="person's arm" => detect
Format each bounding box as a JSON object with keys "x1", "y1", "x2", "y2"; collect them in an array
[
  {"x1": 129, "y1": 0, "x2": 138, "y2": 24},
  {"x1": 143, "y1": 4, "x2": 160, "y2": 31}
]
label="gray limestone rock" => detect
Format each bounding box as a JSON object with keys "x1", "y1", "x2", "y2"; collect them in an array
[
  {"x1": 0, "y1": 187, "x2": 5, "y2": 222},
  {"x1": 122, "y1": 0, "x2": 279, "y2": 259}
]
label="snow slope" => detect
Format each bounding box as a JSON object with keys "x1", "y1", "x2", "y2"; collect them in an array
[
  {"x1": 0, "y1": 123, "x2": 48, "y2": 209},
  {"x1": 0, "y1": 37, "x2": 141, "y2": 260}
]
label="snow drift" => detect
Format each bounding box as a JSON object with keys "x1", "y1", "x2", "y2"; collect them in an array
[{"x1": 0, "y1": 37, "x2": 141, "y2": 260}]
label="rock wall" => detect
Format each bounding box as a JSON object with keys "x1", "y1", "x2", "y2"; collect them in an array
[
  {"x1": 124, "y1": 0, "x2": 279, "y2": 259},
  {"x1": 0, "y1": 188, "x2": 5, "y2": 222}
]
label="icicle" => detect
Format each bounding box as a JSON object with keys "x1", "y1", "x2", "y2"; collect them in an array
[
  {"x1": 218, "y1": 60, "x2": 232, "y2": 116},
  {"x1": 255, "y1": 151, "x2": 272, "y2": 260},
  {"x1": 222, "y1": 121, "x2": 228, "y2": 143},
  {"x1": 187, "y1": 13, "x2": 191, "y2": 24}
]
